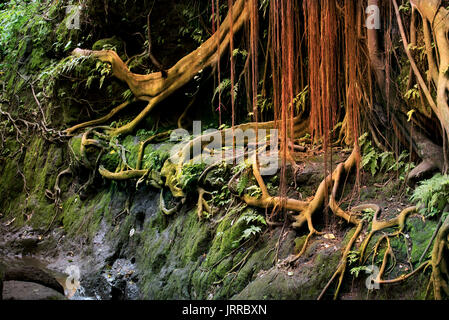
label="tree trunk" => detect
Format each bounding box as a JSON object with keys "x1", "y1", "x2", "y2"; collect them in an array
[{"x1": 366, "y1": 0, "x2": 445, "y2": 177}]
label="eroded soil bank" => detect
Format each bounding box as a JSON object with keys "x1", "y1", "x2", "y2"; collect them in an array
[{"x1": 0, "y1": 147, "x2": 435, "y2": 300}]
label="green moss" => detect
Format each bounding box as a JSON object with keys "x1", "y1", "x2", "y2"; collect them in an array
[
  {"x1": 100, "y1": 151, "x2": 120, "y2": 172},
  {"x1": 294, "y1": 235, "x2": 308, "y2": 254},
  {"x1": 92, "y1": 36, "x2": 125, "y2": 59},
  {"x1": 62, "y1": 190, "x2": 112, "y2": 239},
  {"x1": 69, "y1": 137, "x2": 82, "y2": 159},
  {"x1": 0, "y1": 159, "x2": 24, "y2": 216},
  {"x1": 121, "y1": 135, "x2": 140, "y2": 168},
  {"x1": 408, "y1": 217, "x2": 438, "y2": 265},
  {"x1": 203, "y1": 209, "x2": 249, "y2": 268},
  {"x1": 141, "y1": 145, "x2": 170, "y2": 172}
]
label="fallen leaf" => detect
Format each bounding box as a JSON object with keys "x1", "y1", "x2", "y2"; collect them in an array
[{"x1": 323, "y1": 234, "x2": 336, "y2": 240}]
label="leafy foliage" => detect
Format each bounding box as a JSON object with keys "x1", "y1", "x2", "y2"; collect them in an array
[
  {"x1": 0, "y1": 0, "x2": 54, "y2": 91},
  {"x1": 211, "y1": 185, "x2": 232, "y2": 207},
  {"x1": 350, "y1": 265, "x2": 372, "y2": 278},
  {"x1": 359, "y1": 133, "x2": 414, "y2": 177},
  {"x1": 237, "y1": 174, "x2": 249, "y2": 196},
  {"x1": 179, "y1": 162, "x2": 207, "y2": 193},
  {"x1": 293, "y1": 85, "x2": 309, "y2": 114},
  {"x1": 143, "y1": 149, "x2": 169, "y2": 172},
  {"x1": 410, "y1": 174, "x2": 449, "y2": 218},
  {"x1": 233, "y1": 209, "x2": 267, "y2": 246},
  {"x1": 404, "y1": 84, "x2": 421, "y2": 102},
  {"x1": 360, "y1": 208, "x2": 376, "y2": 222}
]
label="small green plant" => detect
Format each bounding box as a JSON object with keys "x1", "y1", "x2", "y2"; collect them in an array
[
  {"x1": 359, "y1": 133, "x2": 414, "y2": 177},
  {"x1": 122, "y1": 89, "x2": 134, "y2": 101},
  {"x1": 179, "y1": 162, "x2": 207, "y2": 193},
  {"x1": 86, "y1": 60, "x2": 112, "y2": 89},
  {"x1": 232, "y1": 48, "x2": 248, "y2": 58},
  {"x1": 410, "y1": 174, "x2": 449, "y2": 218},
  {"x1": 233, "y1": 210, "x2": 267, "y2": 246},
  {"x1": 237, "y1": 174, "x2": 249, "y2": 196},
  {"x1": 360, "y1": 208, "x2": 376, "y2": 222},
  {"x1": 348, "y1": 251, "x2": 359, "y2": 265},
  {"x1": 143, "y1": 150, "x2": 169, "y2": 172},
  {"x1": 293, "y1": 85, "x2": 309, "y2": 114},
  {"x1": 404, "y1": 84, "x2": 421, "y2": 102},
  {"x1": 212, "y1": 78, "x2": 231, "y2": 102},
  {"x1": 247, "y1": 185, "x2": 262, "y2": 199},
  {"x1": 211, "y1": 185, "x2": 232, "y2": 207},
  {"x1": 350, "y1": 265, "x2": 372, "y2": 278}
]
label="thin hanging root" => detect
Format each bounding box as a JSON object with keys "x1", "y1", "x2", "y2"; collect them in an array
[
  {"x1": 197, "y1": 187, "x2": 213, "y2": 219},
  {"x1": 159, "y1": 189, "x2": 185, "y2": 215}
]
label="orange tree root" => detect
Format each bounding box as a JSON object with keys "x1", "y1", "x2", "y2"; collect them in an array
[
  {"x1": 197, "y1": 187, "x2": 213, "y2": 219},
  {"x1": 429, "y1": 215, "x2": 449, "y2": 300},
  {"x1": 65, "y1": 99, "x2": 134, "y2": 136},
  {"x1": 70, "y1": 0, "x2": 250, "y2": 137}
]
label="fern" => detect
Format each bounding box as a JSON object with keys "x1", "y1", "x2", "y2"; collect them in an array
[
  {"x1": 350, "y1": 266, "x2": 372, "y2": 278},
  {"x1": 233, "y1": 210, "x2": 267, "y2": 246},
  {"x1": 359, "y1": 133, "x2": 414, "y2": 177},
  {"x1": 410, "y1": 174, "x2": 449, "y2": 218},
  {"x1": 212, "y1": 78, "x2": 231, "y2": 102}
]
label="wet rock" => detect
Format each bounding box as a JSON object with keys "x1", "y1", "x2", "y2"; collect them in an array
[{"x1": 82, "y1": 258, "x2": 139, "y2": 300}]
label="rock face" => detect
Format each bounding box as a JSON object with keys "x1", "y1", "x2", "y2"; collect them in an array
[
  {"x1": 0, "y1": 261, "x2": 64, "y2": 300},
  {"x1": 0, "y1": 135, "x2": 437, "y2": 300}
]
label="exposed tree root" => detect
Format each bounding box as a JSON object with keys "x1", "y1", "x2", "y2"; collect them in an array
[
  {"x1": 197, "y1": 187, "x2": 213, "y2": 219},
  {"x1": 159, "y1": 189, "x2": 185, "y2": 216},
  {"x1": 98, "y1": 166, "x2": 148, "y2": 180},
  {"x1": 70, "y1": 0, "x2": 249, "y2": 137},
  {"x1": 429, "y1": 215, "x2": 449, "y2": 300},
  {"x1": 65, "y1": 100, "x2": 134, "y2": 136}
]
